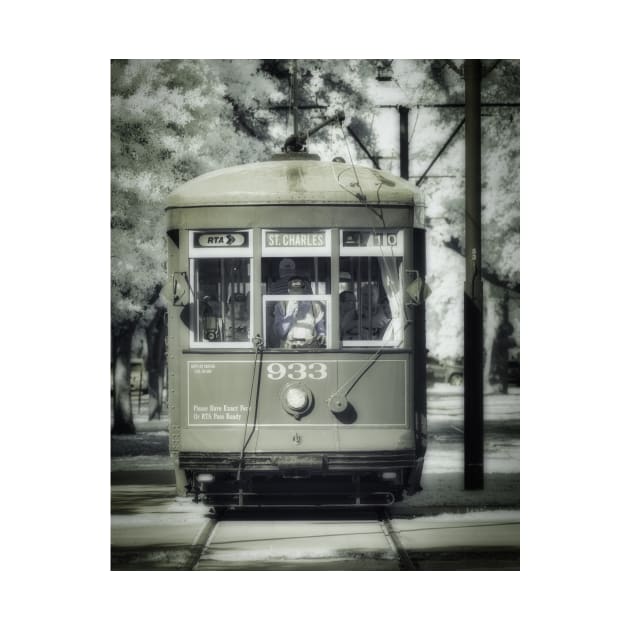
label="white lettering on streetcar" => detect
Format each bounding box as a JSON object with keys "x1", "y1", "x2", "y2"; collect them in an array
[
  {"x1": 266, "y1": 362, "x2": 328, "y2": 380},
  {"x1": 265, "y1": 232, "x2": 325, "y2": 248}
]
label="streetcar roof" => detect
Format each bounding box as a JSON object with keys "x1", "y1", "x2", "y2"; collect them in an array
[{"x1": 166, "y1": 157, "x2": 417, "y2": 208}]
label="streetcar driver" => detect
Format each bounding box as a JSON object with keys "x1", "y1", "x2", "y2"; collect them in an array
[
  {"x1": 269, "y1": 258, "x2": 296, "y2": 294},
  {"x1": 273, "y1": 277, "x2": 326, "y2": 349}
]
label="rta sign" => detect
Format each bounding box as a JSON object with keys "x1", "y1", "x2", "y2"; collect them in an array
[{"x1": 195, "y1": 232, "x2": 247, "y2": 247}]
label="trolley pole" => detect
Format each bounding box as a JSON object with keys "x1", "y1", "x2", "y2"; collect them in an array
[
  {"x1": 290, "y1": 60, "x2": 299, "y2": 137},
  {"x1": 464, "y1": 60, "x2": 484, "y2": 490},
  {"x1": 399, "y1": 106, "x2": 409, "y2": 180}
]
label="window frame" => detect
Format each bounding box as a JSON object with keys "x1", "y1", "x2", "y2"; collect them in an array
[
  {"x1": 188, "y1": 229, "x2": 254, "y2": 349},
  {"x1": 339, "y1": 229, "x2": 406, "y2": 349},
  {"x1": 262, "y1": 294, "x2": 332, "y2": 350}
]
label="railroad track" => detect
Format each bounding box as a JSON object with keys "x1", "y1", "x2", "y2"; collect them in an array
[
  {"x1": 187, "y1": 507, "x2": 418, "y2": 570},
  {"x1": 187, "y1": 516, "x2": 221, "y2": 571},
  {"x1": 377, "y1": 508, "x2": 416, "y2": 570},
  {"x1": 112, "y1": 502, "x2": 518, "y2": 570}
]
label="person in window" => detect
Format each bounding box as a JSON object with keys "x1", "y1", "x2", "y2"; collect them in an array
[
  {"x1": 359, "y1": 284, "x2": 391, "y2": 340},
  {"x1": 273, "y1": 277, "x2": 326, "y2": 349},
  {"x1": 269, "y1": 258, "x2": 297, "y2": 294},
  {"x1": 339, "y1": 290, "x2": 359, "y2": 340},
  {"x1": 224, "y1": 293, "x2": 249, "y2": 341},
  {"x1": 339, "y1": 271, "x2": 353, "y2": 293}
]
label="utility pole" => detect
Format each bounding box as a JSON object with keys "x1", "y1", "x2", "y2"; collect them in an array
[
  {"x1": 289, "y1": 60, "x2": 299, "y2": 137},
  {"x1": 399, "y1": 106, "x2": 409, "y2": 179},
  {"x1": 464, "y1": 59, "x2": 484, "y2": 490}
]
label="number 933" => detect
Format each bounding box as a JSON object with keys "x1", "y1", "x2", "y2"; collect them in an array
[{"x1": 266, "y1": 362, "x2": 327, "y2": 381}]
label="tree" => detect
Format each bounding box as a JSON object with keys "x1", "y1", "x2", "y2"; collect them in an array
[
  {"x1": 254, "y1": 59, "x2": 382, "y2": 161},
  {"x1": 135, "y1": 295, "x2": 167, "y2": 420},
  {"x1": 386, "y1": 60, "x2": 520, "y2": 386},
  {"x1": 111, "y1": 60, "x2": 277, "y2": 432}
]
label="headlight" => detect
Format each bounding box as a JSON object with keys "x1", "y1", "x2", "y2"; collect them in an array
[
  {"x1": 285, "y1": 387, "x2": 308, "y2": 411},
  {"x1": 280, "y1": 384, "x2": 313, "y2": 419}
]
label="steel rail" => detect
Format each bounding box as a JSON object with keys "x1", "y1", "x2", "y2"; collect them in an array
[
  {"x1": 378, "y1": 508, "x2": 415, "y2": 571},
  {"x1": 187, "y1": 517, "x2": 221, "y2": 571}
]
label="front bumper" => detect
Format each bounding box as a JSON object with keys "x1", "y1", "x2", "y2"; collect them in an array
[{"x1": 179, "y1": 449, "x2": 422, "y2": 507}]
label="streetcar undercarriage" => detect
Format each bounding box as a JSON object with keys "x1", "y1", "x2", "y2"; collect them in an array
[{"x1": 181, "y1": 449, "x2": 423, "y2": 508}]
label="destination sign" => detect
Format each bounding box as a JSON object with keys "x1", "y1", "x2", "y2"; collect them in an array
[
  {"x1": 194, "y1": 232, "x2": 248, "y2": 248},
  {"x1": 265, "y1": 231, "x2": 326, "y2": 248},
  {"x1": 342, "y1": 231, "x2": 397, "y2": 247}
]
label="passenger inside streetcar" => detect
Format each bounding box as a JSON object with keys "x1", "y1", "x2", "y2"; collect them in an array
[
  {"x1": 359, "y1": 284, "x2": 391, "y2": 340},
  {"x1": 268, "y1": 258, "x2": 296, "y2": 294},
  {"x1": 339, "y1": 290, "x2": 359, "y2": 340}
]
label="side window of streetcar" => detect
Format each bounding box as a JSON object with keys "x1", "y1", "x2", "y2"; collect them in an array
[
  {"x1": 339, "y1": 256, "x2": 404, "y2": 345},
  {"x1": 191, "y1": 257, "x2": 251, "y2": 344}
]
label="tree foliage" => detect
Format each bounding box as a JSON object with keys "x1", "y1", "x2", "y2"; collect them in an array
[
  {"x1": 111, "y1": 60, "x2": 279, "y2": 336},
  {"x1": 386, "y1": 60, "x2": 520, "y2": 362}
]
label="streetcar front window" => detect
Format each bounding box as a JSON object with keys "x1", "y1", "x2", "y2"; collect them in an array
[
  {"x1": 263, "y1": 295, "x2": 330, "y2": 349},
  {"x1": 339, "y1": 256, "x2": 404, "y2": 346},
  {"x1": 190, "y1": 257, "x2": 251, "y2": 346},
  {"x1": 338, "y1": 229, "x2": 405, "y2": 347},
  {"x1": 262, "y1": 256, "x2": 331, "y2": 349}
]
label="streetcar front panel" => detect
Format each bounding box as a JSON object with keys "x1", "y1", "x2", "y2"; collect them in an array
[{"x1": 181, "y1": 352, "x2": 412, "y2": 455}]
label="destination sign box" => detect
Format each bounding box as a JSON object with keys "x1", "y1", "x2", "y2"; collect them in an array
[
  {"x1": 265, "y1": 231, "x2": 326, "y2": 248},
  {"x1": 342, "y1": 231, "x2": 397, "y2": 247},
  {"x1": 261, "y1": 230, "x2": 331, "y2": 257},
  {"x1": 339, "y1": 230, "x2": 403, "y2": 256}
]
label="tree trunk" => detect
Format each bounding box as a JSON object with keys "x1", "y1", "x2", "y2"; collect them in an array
[
  {"x1": 484, "y1": 287, "x2": 502, "y2": 393},
  {"x1": 146, "y1": 300, "x2": 167, "y2": 420},
  {"x1": 112, "y1": 325, "x2": 136, "y2": 434}
]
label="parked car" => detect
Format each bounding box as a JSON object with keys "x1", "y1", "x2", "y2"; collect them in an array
[{"x1": 426, "y1": 354, "x2": 464, "y2": 386}]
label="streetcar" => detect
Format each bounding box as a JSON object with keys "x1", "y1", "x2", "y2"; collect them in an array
[{"x1": 164, "y1": 143, "x2": 428, "y2": 510}]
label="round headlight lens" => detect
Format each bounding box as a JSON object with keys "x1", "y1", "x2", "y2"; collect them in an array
[{"x1": 285, "y1": 387, "x2": 308, "y2": 411}]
